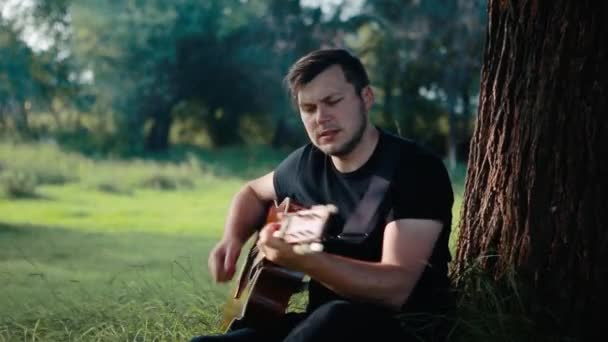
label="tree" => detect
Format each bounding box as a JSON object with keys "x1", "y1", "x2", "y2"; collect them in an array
[
  {"x1": 70, "y1": 0, "x2": 259, "y2": 151},
  {"x1": 350, "y1": 0, "x2": 485, "y2": 160},
  {"x1": 0, "y1": 1, "x2": 75, "y2": 136},
  {"x1": 453, "y1": 0, "x2": 607, "y2": 340},
  {"x1": 438, "y1": 0, "x2": 485, "y2": 170}
]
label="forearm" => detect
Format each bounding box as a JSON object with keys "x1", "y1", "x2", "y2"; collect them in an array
[
  {"x1": 300, "y1": 253, "x2": 418, "y2": 310},
  {"x1": 222, "y1": 184, "x2": 270, "y2": 243}
]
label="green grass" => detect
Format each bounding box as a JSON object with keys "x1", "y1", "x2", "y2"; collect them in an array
[
  {"x1": 0, "y1": 222, "x2": 224, "y2": 341},
  {"x1": 0, "y1": 141, "x2": 284, "y2": 341},
  {"x1": 0, "y1": 183, "x2": 240, "y2": 235},
  {"x1": 0, "y1": 186, "x2": 246, "y2": 341},
  {"x1": 0, "y1": 140, "x2": 467, "y2": 341}
]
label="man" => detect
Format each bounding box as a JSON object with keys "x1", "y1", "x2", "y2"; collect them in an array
[{"x1": 192, "y1": 48, "x2": 454, "y2": 341}]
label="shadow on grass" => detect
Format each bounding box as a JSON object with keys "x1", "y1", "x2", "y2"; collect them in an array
[
  {"x1": 3, "y1": 191, "x2": 55, "y2": 201},
  {"x1": 0, "y1": 221, "x2": 228, "y2": 304},
  {"x1": 0, "y1": 221, "x2": 220, "y2": 272}
]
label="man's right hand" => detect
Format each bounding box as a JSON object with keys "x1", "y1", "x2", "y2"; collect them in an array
[{"x1": 208, "y1": 238, "x2": 244, "y2": 283}]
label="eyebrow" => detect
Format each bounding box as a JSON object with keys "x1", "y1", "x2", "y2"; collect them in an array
[{"x1": 299, "y1": 92, "x2": 342, "y2": 107}]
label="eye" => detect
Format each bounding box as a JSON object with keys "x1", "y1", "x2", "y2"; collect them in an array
[
  {"x1": 326, "y1": 97, "x2": 342, "y2": 106},
  {"x1": 301, "y1": 104, "x2": 316, "y2": 113}
]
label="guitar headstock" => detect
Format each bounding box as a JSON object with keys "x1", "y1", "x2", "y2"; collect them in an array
[{"x1": 272, "y1": 200, "x2": 337, "y2": 255}]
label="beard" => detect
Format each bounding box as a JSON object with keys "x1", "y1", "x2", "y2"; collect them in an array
[{"x1": 322, "y1": 103, "x2": 367, "y2": 157}]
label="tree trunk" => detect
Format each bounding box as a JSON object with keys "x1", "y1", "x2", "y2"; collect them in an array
[
  {"x1": 399, "y1": 81, "x2": 416, "y2": 136},
  {"x1": 382, "y1": 60, "x2": 396, "y2": 130},
  {"x1": 453, "y1": 0, "x2": 608, "y2": 340},
  {"x1": 271, "y1": 115, "x2": 287, "y2": 148},
  {"x1": 145, "y1": 110, "x2": 172, "y2": 151}
]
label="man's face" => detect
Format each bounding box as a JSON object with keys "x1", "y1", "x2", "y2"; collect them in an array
[{"x1": 297, "y1": 65, "x2": 371, "y2": 157}]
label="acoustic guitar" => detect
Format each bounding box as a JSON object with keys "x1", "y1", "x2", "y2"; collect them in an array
[{"x1": 219, "y1": 197, "x2": 337, "y2": 332}]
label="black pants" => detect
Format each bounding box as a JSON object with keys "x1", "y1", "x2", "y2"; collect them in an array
[{"x1": 190, "y1": 300, "x2": 421, "y2": 342}]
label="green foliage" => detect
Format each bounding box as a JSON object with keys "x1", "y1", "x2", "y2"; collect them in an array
[
  {"x1": 2, "y1": 0, "x2": 485, "y2": 159},
  {"x1": 0, "y1": 171, "x2": 37, "y2": 198},
  {"x1": 346, "y1": 0, "x2": 485, "y2": 156},
  {"x1": 140, "y1": 174, "x2": 194, "y2": 191},
  {"x1": 0, "y1": 140, "x2": 290, "y2": 203},
  {"x1": 448, "y1": 259, "x2": 537, "y2": 342},
  {"x1": 0, "y1": 141, "x2": 79, "y2": 199},
  {"x1": 0, "y1": 2, "x2": 77, "y2": 138}
]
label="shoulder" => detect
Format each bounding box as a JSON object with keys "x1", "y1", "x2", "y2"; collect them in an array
[
  {"x1": 273, "y1": 143, "x2": 323, "y2": 199},
  {"x1": 275, "y1": 143, "x2": 319, "y2": 172},
  {"x1": 379, "y1": 129, "x2": 452, "y2": 196},
  {"x1": 382, "y1": 130, "x2": 454, "y2": 223},
  {"x1": 380, "y1": 129, "x2": 444, "y2": 168}
]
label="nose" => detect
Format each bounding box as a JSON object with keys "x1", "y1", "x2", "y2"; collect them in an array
[{"x1": 315, "y1": 104, "x2": 332, "y2": 125}]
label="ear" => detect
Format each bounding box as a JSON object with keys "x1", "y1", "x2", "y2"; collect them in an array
[{"x1": 361, "y1": 86, "x2": 374, "y2": 112}]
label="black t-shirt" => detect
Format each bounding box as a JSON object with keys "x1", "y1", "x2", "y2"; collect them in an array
[{"x1": 273, "y1": 128, "x2": 454, "y2": 314}]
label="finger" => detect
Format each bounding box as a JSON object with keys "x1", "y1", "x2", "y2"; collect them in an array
[
  {"x1": 209, "y1": 248, "x2": 224, "y2": 282},
  {"x1": 268, "y1": 222, "x2": 282, "y2": 230},
  {"x1": 257, "y1": 237, "x2": 272, "y2": 257},
  {"x1": 262, "y1": 222, "x2": 282, "y2": 234},
  {"x1": 293, "y1": 244, "x2": 304, "y2": 255},
  {"x1": 258, "y1": 224, "x2": 275, "y2": 244},
  {"x1": 224, "y1": 245, "x2": 240, "y2": 279},
  {"x1": 293, "y1": 244, "x2": 311, "y2": 255},
  {"x1": 309, "y1": 242, "x2": 323, "y2": 252},
  {"x1": 265, "y1": 236, "x2": 283, "y2": 249}
]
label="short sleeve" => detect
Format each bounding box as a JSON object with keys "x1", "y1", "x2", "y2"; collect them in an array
[
  {"x1": 273, "y1": 145, "x2": 307, "y2": 202},
  {"x1": 389, "y1": 152, "x2": 454, "y2": 225}
]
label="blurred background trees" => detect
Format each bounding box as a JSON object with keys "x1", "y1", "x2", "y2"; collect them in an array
[{"x1": 0, "y1": 0, "x2": 486, "y2": 167}]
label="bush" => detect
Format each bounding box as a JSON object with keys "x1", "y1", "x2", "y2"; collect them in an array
[
  {"x1": 0, "y1": 141, "x2": 80, "y2": 186},
  {"x1": 0, "y1": 171, "x2": 38, "y2": 198},
  {"x1": 140, "y1": 174, "x2": 194, "y2": 191},
  {"x1": 96, "y1": 181, "x2": 134, "y2": 196}
]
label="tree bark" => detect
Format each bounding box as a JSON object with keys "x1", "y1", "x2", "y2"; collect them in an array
[{"x1": 453, "y1": 0, "x2": 608, "y2": 340}]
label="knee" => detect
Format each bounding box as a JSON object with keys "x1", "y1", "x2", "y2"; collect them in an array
[
  {"x1": 285, "y1": 301, "x2": 376, "y2": 341},
  {"x1": 189, "y1": 335, "x2": 220, "y2": 342},
  {"x1": 189, "y1": 337, "x2": 209, "y2": 342},
  {"x1": 311, "y1": 300, "x2": 361, "y2": 321}
]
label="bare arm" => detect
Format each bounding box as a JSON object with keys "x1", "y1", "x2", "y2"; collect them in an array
[
  {"x1": 222, "y1": 171, "x2": 277, "y2": 243},
  {"x1": 260, "y1": 218, "x2": 443, "y2": 310},
  {"x1": 209, "y1": 171, "x2": 276, "y2": 282}
]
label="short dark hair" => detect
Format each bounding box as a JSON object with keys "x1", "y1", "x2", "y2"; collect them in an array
[{"x1": 284, "y1": 48, "x2": 370, "y2": 105}]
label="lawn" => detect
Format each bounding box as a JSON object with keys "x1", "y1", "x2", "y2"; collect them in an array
[
  {"x1": 0, "y1": 180, "x2": 245, "y2": 340},
  {"x1": 0, "y1": 141, "x2": 464, "y2": 341}
]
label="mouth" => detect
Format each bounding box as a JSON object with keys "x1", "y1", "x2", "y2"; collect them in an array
[{"x1": 317, "y1": 129, "x2": 340, "y2": 141}]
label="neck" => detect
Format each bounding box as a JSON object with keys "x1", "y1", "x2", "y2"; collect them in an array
[{"x1": 331, "y1": 124, "x2": 379, "y2": 173}]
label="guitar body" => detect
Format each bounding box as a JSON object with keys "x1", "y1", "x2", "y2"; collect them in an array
[
  {"x1": 219, "y1": 254, "x2": 305, "y2": 332},
  {"x1": 219, "y1": 198, "x2": 335, "y2": 333}
]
